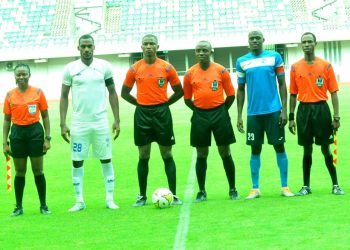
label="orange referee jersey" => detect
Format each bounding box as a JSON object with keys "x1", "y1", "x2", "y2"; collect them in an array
[
  {"x1": 183, "y1": 62, "x2": 235, "y2": 109},
  {"x1": 123, "y1": 58, "x2": 181, "y2": 105},
  {"x1": 3, "y1": 86, "x2": 48, "y2": 125},
  {"x1": 290, "y1": 57, "x2": 338, "y2": 102}
]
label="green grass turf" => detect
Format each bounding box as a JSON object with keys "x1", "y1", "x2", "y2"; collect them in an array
[{"x1": 0, "y1": 85, "x2": 349, "y2": 249}]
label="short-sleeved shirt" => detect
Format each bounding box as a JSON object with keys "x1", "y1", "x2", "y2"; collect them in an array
[
  {"x1": 290, "y1": 57, "x2": 338, "y2": 102},
  {"x1": 62, "y1": 58, "x2": 113, "y2": 123},
  {"x1": 183, "y1": 62, "x2": 235, "y2": 109},
  {"x1": 3, "y1": 86, "x2": 48, "y2": 126},
  {"x1": 236, "y1": 50, "x2": 285, "y2": 116},
  {"x1": 123, "y1": 58, "x2": 181, "y2": 105}
]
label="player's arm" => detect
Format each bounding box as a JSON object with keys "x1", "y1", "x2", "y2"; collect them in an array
[
  {"x1": 106, "y1": 78, "x2": 121, "y2": 140},
  {"x1": 289, "y1": 94, "x2": 297, "y2": 134},
  {"x1": 236, "y1": 84, "x2": 245, "y2": 133},
  {"x1": 184, "y1": 99, "x2": 195, "y2": 110},
  {"x1": 59, "y1": 84, "x2": 71, "y2": 143},
  {"x1": 121, "y1": 85, "x2": 137, "y2": 106},
  {"x1": 183, "y1": 72, "x2": 195, "y2": 110},
  {"x1": 331, "y1": 91, "x2": 340, "y2": 130},
  {"x1": 41, "y1": 109, "x2": 51, "y2": 152},
  {"x1": 167, "y1": 66, "x2": 184, "y2": 105},
  {"x1": 225, "y1": 95, "x2": 235, "y2": 110},
  {"x1": 2, "y1": 114, "x2": 11, "y2": 157},
  {"x1": 222, "y1": 69, "x2": 235, "y2": 109},
  {"x1": 277, "y1": 74, "x2": 287, "y2": 128},
  {"x1": 168, "y1": 84, "x2": 183, "y2": 105}
]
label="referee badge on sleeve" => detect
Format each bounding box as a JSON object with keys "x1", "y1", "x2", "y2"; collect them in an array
[
  {"x1": 212, "y1": 80, "x2": 218, "y2": 91},
  {"x1": 28, "y1": 104, "x2": 37, "y2": 115},
  {"x1": 316, "y1": 77, "x2": 324, "y2": 87},
  {"x1": 158, "y1": 77, "x2": 165, "y2": 87}
]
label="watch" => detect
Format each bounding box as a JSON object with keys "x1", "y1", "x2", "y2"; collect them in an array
[{"x1": 45, "y1": 135, "x2": 52, "y2": 141}]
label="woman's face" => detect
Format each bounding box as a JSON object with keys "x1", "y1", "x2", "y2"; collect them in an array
[{"x1": 14, "y1": 66, "x2": 30, "y2": 89}]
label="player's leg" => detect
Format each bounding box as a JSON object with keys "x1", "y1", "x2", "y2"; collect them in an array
[
  {"x1": 28, "y1": 122, "x2": 51, "y2": 214},
  {"x1": 213, "y1": 106, "x2": 238, "y2": 199},
  {"x1": 320, "y1": 144, "x2": 344, "y2": 195},
  {"x1": 30, "y1": 156, "x2": 51, "y2": 214},
  {"x1": 265, "y1": 111, "x2": 292, "y2": 196},
  {"x1": 189, "y1": 108, "x2": 212, "y2": 202},
  {"x1": 194, "y1": 147, "x2": 209, "y2": 202},
  {"x1": 246, "y1": 115, "x2": 263, "y2": 199},
  {"x1": 133, "y1": 106, "x2": 153, "y2": 207},
  {"x1": 91, "y1": 125, "x2": 118, "y2": 209},
  {"x1": 218, "y1": 145, "x2": 239, "y2": 200},
  {"x1": 100, "y1": 159, "x2": 119, "y2": 209},
  {"x1": 12, "y1": 157, "x2": 27, "y2": 216},
  {"x1": 295, "y1": 103, "x2": 314, "y2": 196},
  {"x1": 155, "y1": 105, "x2": 182, "y2": 204},
  {"x1": 133, "y1": 144, "x2": 151, "y2": 207},
  {"x1": 314, "y1": 102, "x2": 344, "y2": 195},
  {"x1": 159, "y1": 144, "x2": 181, "y2": 204},
  {"x1": 9, "y1": 124, "x2": 28, "y2": 216},
  {"x1": 68, "y1": 124, "x2": 89, "y2": 212}
]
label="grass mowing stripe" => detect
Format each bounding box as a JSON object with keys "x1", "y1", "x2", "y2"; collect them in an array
[{"x1": 173, "y1": 149, "x2": 197, "y2": 250}]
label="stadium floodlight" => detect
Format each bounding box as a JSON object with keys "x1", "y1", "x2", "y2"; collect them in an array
[
  {"x1": 118, "y1": 54, "x2": 131, "y2": 58},
  {"x1": 34, "y1": 58, "x2": 48, "y2": 63}
]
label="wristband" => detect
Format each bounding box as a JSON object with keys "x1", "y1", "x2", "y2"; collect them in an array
[
  {"x1": 333, "y1": 116, "x2": 340, "y2": 122},
  {"x1": 288, "y1": 113, "x2": 295, "y2": 121}
]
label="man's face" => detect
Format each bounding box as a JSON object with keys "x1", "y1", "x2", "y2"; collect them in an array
[
  {"x1": 248, "y1": 31, "x2": 264, "y2": 52},
  {"x1": 78, "y1": 38, "x2": 95, "y2": 61},
  {"x1": 195, "y1": 42, "x2": 212, "y2": 64},
  {"x1": 141, "y1": 36, "x2": 158, "y2": 57},
  {"x1": 301, "y1": 34, "x2": 316, "y2": 55}
]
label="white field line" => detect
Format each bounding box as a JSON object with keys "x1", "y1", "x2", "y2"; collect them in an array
[{"x1": 173, "y1": 150, "x2": 197, "y2": 250}]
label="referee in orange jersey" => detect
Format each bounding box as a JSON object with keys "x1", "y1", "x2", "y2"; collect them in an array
[
  {"x1": 2, "y1": 63, "x2": 52, "y2": 216},
  {"x1": 121, "y1": 34, "x2": 184, "y2": 207},
  {"x1": 289, "y1": 32, "x2": 344, "y2": 196},
  {"x1": 183, "y1": 41, "x2": 239, "y2": 202}
]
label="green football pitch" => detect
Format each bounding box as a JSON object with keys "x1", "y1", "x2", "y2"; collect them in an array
[{"x1": 1, "y1": 85, "x2": 349, "y2": 249}]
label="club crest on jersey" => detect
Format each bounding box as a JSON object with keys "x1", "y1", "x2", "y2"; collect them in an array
[
  {"x1": 158, "y1": 78, "x2": 165, "y2": 87},
  {"x1": 212, "y1": 80, "x2": 218, "y2": 91},
  {"x1": 316, "y1": 77, "x2": 324, "y2": 87},
  {"x1": 28, "y1": 104, "x2": 37, "y2": 115}
]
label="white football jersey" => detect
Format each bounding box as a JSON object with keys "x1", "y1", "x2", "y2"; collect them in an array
[{"x1": 62, "y1": 58, "x2": 113, "y2": 122}]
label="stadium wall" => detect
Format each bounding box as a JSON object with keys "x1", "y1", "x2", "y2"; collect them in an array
[{"x1": 1, "y1": 41, "x2": 349, "y2": 102}]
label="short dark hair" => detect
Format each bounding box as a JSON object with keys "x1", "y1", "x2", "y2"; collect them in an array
[
  {"x1": 196, "y1": 40, "x2": 213, "y2": 52},
  {"x1": 14, "y1": 63, "x2": 31, "y2": 75},
  {"x1": 301, "y1": 32, "x2": 317, "y2": 43},
  {"x1": 78, "y1": 34, "x2": 94, "y2": 45},
  {"x1": 142, "y1": 34, "x2": 158, "y2": 44}
]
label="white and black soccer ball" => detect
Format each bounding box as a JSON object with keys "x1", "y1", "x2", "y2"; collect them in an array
[{"x1": 152, "y1": 187, "x2": 174, "y2": 208}]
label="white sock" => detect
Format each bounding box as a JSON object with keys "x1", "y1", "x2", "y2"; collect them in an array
[
  {"x1": 101, "y1": 162, "x2": 115, "y2": 201},
  {"x1": 72, "y1": 166, "x2": 84, "y2": 203}
]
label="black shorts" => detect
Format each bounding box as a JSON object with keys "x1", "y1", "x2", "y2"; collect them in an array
[
  {"x1": 134, "y1": 104, "x2": 175, "y2": 146},
  {"x1": 9, "y1": 122, "x2": 45, "y2": 158},
  {"x1": 190, "y1": 104, "x2": 236, "y2": 147},
  {"x1": 246, "y1": 111, "x2": 285, "y2": 145},
  {"x1": 296, "y1": 101, "x2": 333, "y2": 146}
]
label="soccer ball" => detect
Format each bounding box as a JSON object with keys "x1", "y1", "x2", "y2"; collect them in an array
[{"x1": 152, "y1": 187, "x2": 174, "y2": 208}]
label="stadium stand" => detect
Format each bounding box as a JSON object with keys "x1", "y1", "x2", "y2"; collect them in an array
[{"x1": 1, "y1": 0, "x2": 350, "y2": 60}]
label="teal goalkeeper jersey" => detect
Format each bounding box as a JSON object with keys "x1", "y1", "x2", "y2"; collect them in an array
[{"x1": 236, "y1": 50, "x2": 285, "y2": 116}]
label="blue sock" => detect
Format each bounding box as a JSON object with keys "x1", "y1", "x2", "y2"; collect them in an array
[
  {"x1": 250, "y1": 154, "x2": 261, "y2": 189},
  {"x1": 276, "y1": 152, "x2": 288, "y2": 187}
]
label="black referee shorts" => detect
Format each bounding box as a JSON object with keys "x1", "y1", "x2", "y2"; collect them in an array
[
  {"x1": 9, "y1": 122, "x2": 45, "y2": 158},
  {"x1": 296, "y1": 101, "x2": 334, "y2": 146},
  {"x1": 134, "y1": 104, "x2": 175, "y2": 146},
  {"x1": 190, "y1": 104, "x2": 236, "y2": 147}
]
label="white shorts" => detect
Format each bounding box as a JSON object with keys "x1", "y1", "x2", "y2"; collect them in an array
[{"x1": 70, "y1": 121, "x2": 112, "y2": 161}]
